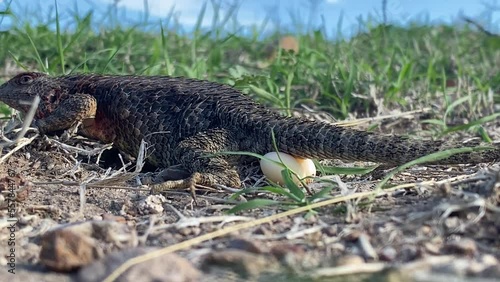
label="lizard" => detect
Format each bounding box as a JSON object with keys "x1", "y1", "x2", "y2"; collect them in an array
[{"x1": 0, "y1": 72, "x2": 498, "y2": 195}]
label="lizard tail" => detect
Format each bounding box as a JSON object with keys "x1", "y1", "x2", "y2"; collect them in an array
[{"x1": 272, "y1": 118, "x2": 500, "y2": 165}]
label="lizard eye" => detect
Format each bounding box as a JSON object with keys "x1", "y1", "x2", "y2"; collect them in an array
[{"x1": 18, "y1": 74, "x2": 35, "y2": 85}]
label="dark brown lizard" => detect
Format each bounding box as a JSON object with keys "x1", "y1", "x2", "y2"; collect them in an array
[{"x1": 0, "y1": 72, "x2": 498, "y2": 193}]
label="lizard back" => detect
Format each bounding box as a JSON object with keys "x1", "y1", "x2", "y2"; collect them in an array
[{"x1": 0, "y1": 72, "x2": 499, "y2": 169}]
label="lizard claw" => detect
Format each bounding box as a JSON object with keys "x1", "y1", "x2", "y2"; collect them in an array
[
  {"x1": 150, "y1": 172, "x2": 202, "y2": 203},
  {"x1": 148, "y1": 170, "x2": 240, "y2": 205}
]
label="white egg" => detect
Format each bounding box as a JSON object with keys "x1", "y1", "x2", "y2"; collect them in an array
[
  {"x1": 294, "y1": 157, "x2": 316, "y2": 183},
  {"x1": 260, "y1": 152, "x2": 316, "y2": 185}
]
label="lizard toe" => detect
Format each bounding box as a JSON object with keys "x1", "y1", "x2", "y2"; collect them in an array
[{"x1": 149, "y1": 170, "x2": 242, "y2": 200}]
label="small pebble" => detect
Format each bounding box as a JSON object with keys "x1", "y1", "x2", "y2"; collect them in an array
[
  {"x1": 336, "y1": 255, "x2": 365, "y2": 266},
  {"x1": 444, "y1": 238, "x2": 477, "y2": 256},
  {"x1": 379, "y1": 246, "x2": 397, "y2": 261}
]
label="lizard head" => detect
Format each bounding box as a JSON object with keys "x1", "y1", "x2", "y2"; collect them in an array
[{"x1": 0, "y1": 72, "x2": 62, "y2": 114}]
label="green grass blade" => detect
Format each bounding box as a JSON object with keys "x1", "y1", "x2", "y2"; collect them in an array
[
  {"x1": 25, "y1": 32, "x2": 48, "y2": 73},
  {"x1": 54, "y1": 0, "x2": 65, "y2": 73},
  {"x1": 376, "y1": 146, "x2": 495, "y2": 191},
  {"x1": 195, "y1": 2, "x2": 207, "y2": 34},
  {"x1": 249, "y1": 85, "x2": 283, "y2": 106},
  {"x1": 443, "y1": 95, "x2": 470, "y2": 121},
  {"x1": 440, "y1": 113, "x2": 500, "y2": 136},
  {"x1": 308, "y1": 185, "x2": 334, "y2": 202},
  {"x1": 160, "y1": 21, "x2": 173, "y2": 75},
  {"x1": 281, "y1": 169, "x2": 305, "y2": 201}
]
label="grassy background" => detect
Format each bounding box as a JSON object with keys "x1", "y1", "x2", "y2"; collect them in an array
[{"x1": 1, "y1": 1, "x2": 499, "y2": 134}]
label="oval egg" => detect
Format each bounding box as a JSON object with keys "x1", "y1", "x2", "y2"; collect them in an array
[
  {"x1": 260, "y1": 152, "x2": 316, "y2": 185},
  {"x1": 295, "y1": 157, "x2": 316, "y2": 184}
]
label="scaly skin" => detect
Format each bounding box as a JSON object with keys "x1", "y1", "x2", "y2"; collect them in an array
[{"x1": 0, "y1": 72, "x2": 498, "y2": 193}]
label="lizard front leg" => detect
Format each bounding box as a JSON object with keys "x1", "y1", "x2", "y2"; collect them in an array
[
  {"x1": 149, "y1": 128, "x2": 242, "y2": 199},
  {"x1": 34, "y1": 93, "x2": 97, "y2": 134}
]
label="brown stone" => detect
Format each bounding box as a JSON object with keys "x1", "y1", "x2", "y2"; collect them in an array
[
  {"x1": 201, "y1": 249, "x2": 277, "y2": 278},
  {"x1": 40, "y1": 228, "x2": 101, "y2": 272},
  {"x1": 77, "y1": 247, "x2": 200, "y2": 282},
  {"x1": 444, "y1": 238, "x2": 477, "y2": 256},
  {"x1": 39, "y1": 220, "x2": 137, "y2": 272}
]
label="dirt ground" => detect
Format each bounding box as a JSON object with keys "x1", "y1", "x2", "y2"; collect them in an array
[{"x1": 1, "y1": 117, "x2": 500, "y2": 282}]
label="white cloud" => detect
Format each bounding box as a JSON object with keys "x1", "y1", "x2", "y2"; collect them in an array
[
  {"x1": 102, "y1": 0, "x2": 196, "y2": 15},
  {"x1": 326, "y1": 0, "x2": 340, "y2": 3},
  {"x1": 99, "y1": 0, "x2": 264, "y2": 28},
  {"x1": 100, "y1": 0, "x2": 206, "y2": 25}
]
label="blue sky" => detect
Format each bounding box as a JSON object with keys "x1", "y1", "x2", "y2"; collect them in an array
[{"x1": 2, "y1": 0, "x2": 499, "y2": 37}]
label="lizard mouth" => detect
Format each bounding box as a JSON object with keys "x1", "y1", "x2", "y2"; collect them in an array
[
  {"x1": 1, "y1": 96, "x2": 37, "y2": 114},
  {"x1": 19, "y1": 98, "x2": 39, "y2": 113}
]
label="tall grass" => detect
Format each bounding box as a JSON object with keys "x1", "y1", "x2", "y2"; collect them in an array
[{"x1": 3, "y1": 1, "x2": 498, "y2": 123}]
